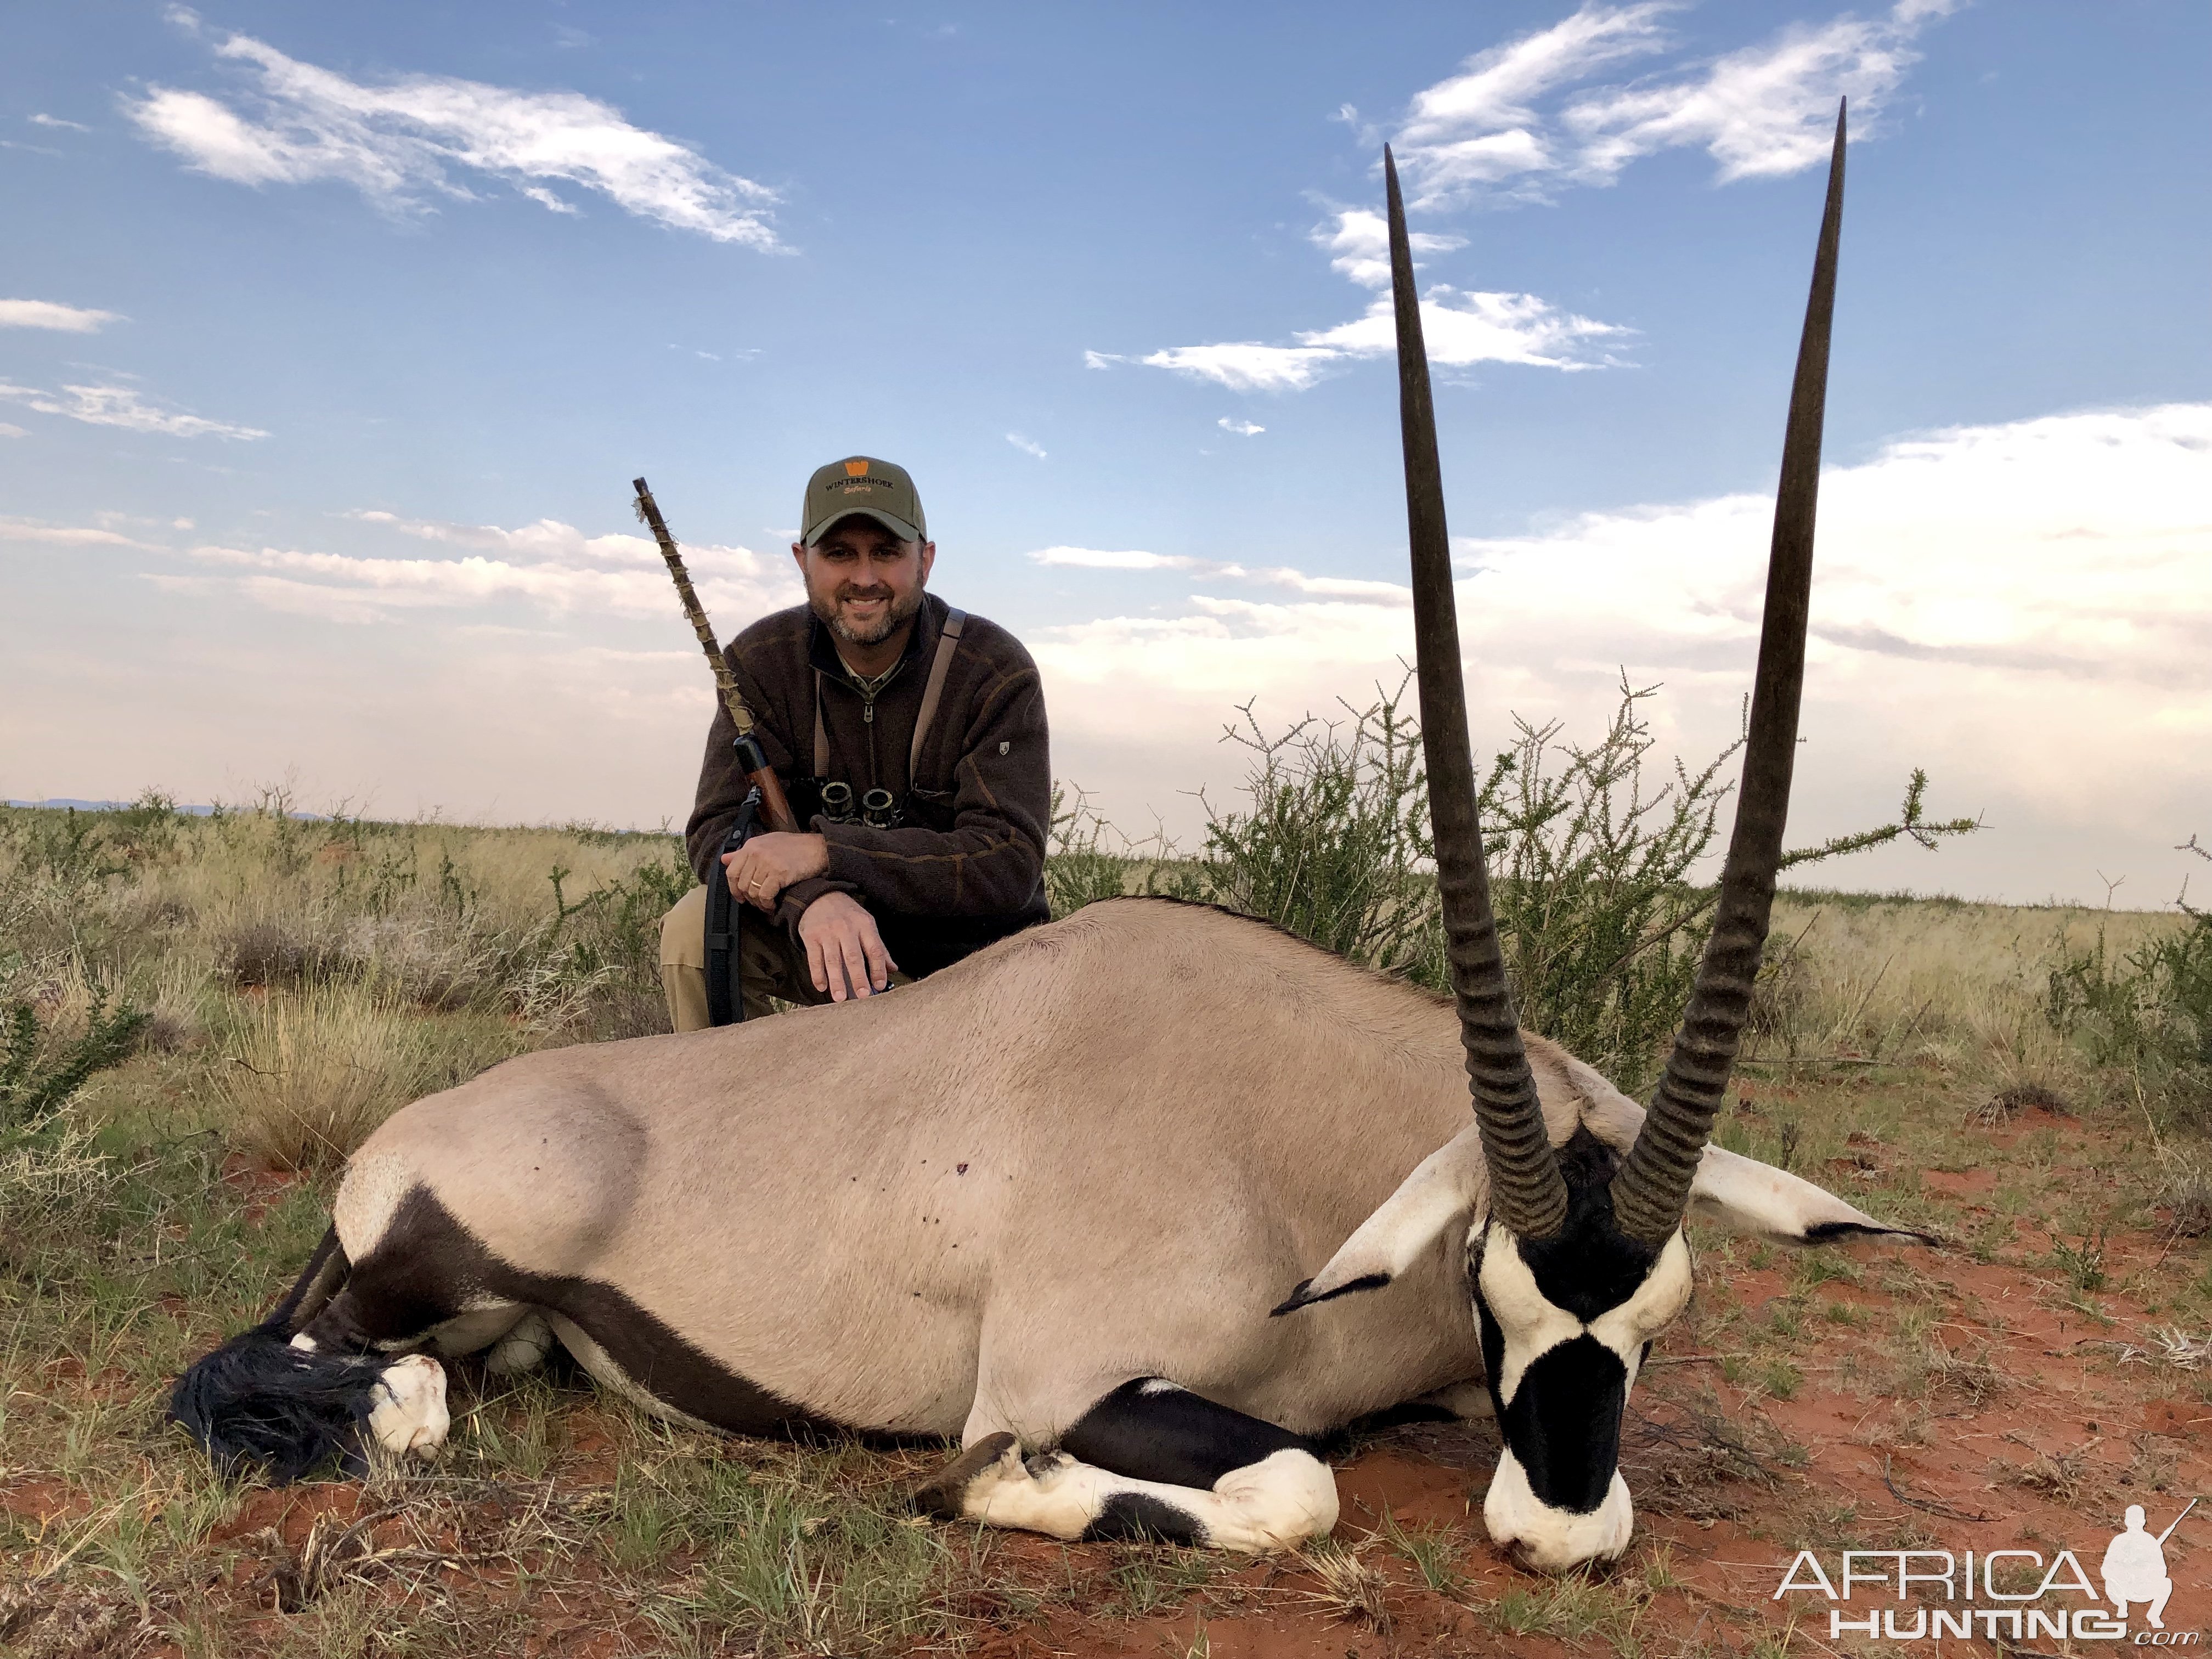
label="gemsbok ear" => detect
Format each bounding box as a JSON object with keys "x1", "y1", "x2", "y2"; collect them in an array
[
  {"x1": 1687, "y1": 1143, "x2": 1937, "y2": 1248},
  {"x1": 1273, "y1": 1121, "x2": 1489, "y2": 1314}
]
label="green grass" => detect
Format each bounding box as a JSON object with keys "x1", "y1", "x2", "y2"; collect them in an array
[
  {"x1": 1376, "y1": 1505, "x2": 1469, "y2": 1596},
  {"x1": 7, "y1": 791, "x2": 2212, "y2": 1654},
  {"x1": 1490, "y1": 1570, "x2": 1648, "y2": 1647}
]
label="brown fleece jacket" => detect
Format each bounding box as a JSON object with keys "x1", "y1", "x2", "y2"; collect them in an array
[{"x1": 684, "y1": 592, "x2": 1051, "y2": 976}]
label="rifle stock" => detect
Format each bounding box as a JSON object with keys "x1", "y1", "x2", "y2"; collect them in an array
[{"x1": 633, "y1": 477, "x2": 801, "y2": 836}]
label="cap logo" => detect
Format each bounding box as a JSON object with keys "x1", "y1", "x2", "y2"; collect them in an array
[{"x1": 843, "y1": 459, "x2": 870, "y2": 478}]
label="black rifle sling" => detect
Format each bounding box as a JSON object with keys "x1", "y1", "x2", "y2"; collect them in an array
[{"x1": 703, "y1": 786, "x2": 761, "y2": 1028}]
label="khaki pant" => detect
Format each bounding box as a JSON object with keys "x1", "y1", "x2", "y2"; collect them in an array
[{"x1": 657, "y1": 884, "x2": 909, "y2": 1032}]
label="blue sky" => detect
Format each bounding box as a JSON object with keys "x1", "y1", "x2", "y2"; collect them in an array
[{"x1": 3, "y1": 1, "x2": 2208, "y2": 904}]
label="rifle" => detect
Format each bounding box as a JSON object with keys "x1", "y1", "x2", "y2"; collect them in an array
[
  {"x1": 2156, "y1": 1498, "x2": 2197, "y2": 1545},
  {"x1": 634, "y1": 477, "x2": 800, "y2": 834},
  {"x1": 634, "y1": 476, "x2": 798, "y2": 1025}
]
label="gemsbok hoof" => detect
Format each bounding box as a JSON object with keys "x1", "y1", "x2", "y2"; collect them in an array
[
  {"x1": 365, "y1": 1355, "x2": 450, "y2": 1459},
  {"x1": 912, "y1": 1431, "x2": 1019, "y2": 1519}
]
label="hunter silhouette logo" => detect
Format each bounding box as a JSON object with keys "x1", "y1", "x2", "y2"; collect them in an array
[
  {"x1": 2107, "y1": 1502, "x2": 2196, "y2": 1629},
  {"x1": 1772, "y1": 1498, "x2": 2200, "y2": 1643},
  {"x1": 843, "y1": 459, "x2": 870, "y2": 477}
]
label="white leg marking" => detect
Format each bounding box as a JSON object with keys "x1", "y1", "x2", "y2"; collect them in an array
[
  {"x1": 486, "y1": 1310, "x2": 554, "y2": 1376},
  {"x1": 1211, "y1": 1449, "x2": 1340, "y2": 1550},
  {"x1": 955, "y1": 1443, "x2": 1338, "y2": 1553},
  {"x1": 365, "y1": 1354, "x2": 450, "y2": 1459},
  {"x1": 289, "y1": 1333, "x2": 318, "y2": 1353},
  {"x1": 1483, "y1": 1448, "x2": 1633, "y2": 1572}
]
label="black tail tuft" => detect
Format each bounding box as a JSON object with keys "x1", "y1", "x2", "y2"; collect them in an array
[
  {"x1": 171, "y1": 1224, "x2": 380, "y2": 1485},
  {"x1": 169, "y1": 1322, "x2": 388, "y2": 1483}
]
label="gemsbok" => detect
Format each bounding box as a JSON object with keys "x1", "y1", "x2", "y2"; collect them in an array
[{"x1": 174, "y1": 109, "x2": 1923, "y2": 1572}]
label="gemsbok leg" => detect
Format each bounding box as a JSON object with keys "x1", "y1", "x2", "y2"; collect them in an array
[
  {"x1": 169, "y1": 1224, "x2": 473, "y2": 1478},
  {"x1": 917, "y1": 1379, "x2": 1339, "y2": 1551}
]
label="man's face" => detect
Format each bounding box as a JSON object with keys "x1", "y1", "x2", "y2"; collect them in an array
[{"x1": 792, "y1": 517, "x2": 935, "y2": 648}]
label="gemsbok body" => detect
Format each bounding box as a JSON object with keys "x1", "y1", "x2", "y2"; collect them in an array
[{"x1": 175, "y1": 109, "x2": 1920, "y2": 1572}]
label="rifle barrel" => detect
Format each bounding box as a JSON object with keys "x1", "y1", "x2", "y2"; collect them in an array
[
  {"x1": 2157, "y1": 1497, "x2": 2197, "y2": 1544},
  {"x1": 634, "y1": 477, "x2": 800, "y2": 835}
]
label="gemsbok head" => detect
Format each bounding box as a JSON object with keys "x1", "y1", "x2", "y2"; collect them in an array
[{"x1": 1278, "y1": 106, "x2": 1860, "y2": 1571}]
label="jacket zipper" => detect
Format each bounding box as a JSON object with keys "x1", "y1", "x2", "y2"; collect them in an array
[{"x1": 842, "y1": 659, "x2": 907, "y2": 787}]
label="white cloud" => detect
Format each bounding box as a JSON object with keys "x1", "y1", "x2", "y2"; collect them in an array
[
  {"x1": 0, "y1": 380, "x2": 267, "y2": 439},
  {"x1": 1219, "y1": 418, "x2": 1265, "y2": 436},
  {"x1": 348, "y1": 509, "x2": 667, "y2": 566},
  {"x1": 1139, "y1": 343, "x2": 1344, "y2": 393},
  {"x1": 1122, "y1": 59, "x2": 1665, "y2": 402},
  {"x1": 1006, "y1": 432, "x2": 1048, "y2": 460},
  {"x1": 174, "y1": 512, "x2": 799, "y2": 624},
  {"x1": 0, "y1": 424, "x2": 24, "y2": 439},
  {"x1": 0, "y1": 518, "x2": 163, "y2": 550},
  {"x1": 1110, "y1": 3, "x2": 1940, "y2": 404},
  {"x1": 1301, "y1": 285, "x2": 1629, "y2": 371},
  {"x1": 1032, "y1": 546, "x2": 1193, "y2": 571},
  {"x1": 30, "y1": 114, "x2": 92, "y2": 132},
  {"x1": 0, "y1": 299, "x2": 124, "y2": 332},
  {"x1": 1310, "y1": 208, "x2": 1464, "y2": 290},
  {"x1": 1029, "y1": 545, "x2": 1408, "y2": 605},
  {"x1": 1395, "y1": 3, "x2": 1675, "y2": 205},
  {"x1": 1029, "y1": 403, "x2": 2212, "y2": 905},
  {"x1": 1138, "y1": 285, "x2": 1629, "y2": 392},
  {"x1": 520, "y1": 184, "x2": 579, "y2": 215},
  {"x1": 1565, "y1": 2, "x2": 1955, "y2": 184},
  {"x1": 1403, "y1": 3, "x2": 1676, "y2": 136},
  {"x1": 1390, "y1": 0, "x2": 1956, "y2": 207},
  {"x1": 126, "y1": 27, "x2": 781, "y2": 248}
]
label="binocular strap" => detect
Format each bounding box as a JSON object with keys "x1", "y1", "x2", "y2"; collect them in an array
[{"x1": 812, "y1": 608, "x2": 967, "y2": 784}]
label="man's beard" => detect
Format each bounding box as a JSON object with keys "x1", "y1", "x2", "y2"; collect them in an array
[{"x1": 815, "y1": 583, "x2": 923, "y2": 648}]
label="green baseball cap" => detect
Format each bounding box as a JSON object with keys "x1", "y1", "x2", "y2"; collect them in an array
[{"x1": 800, "y1": 456, "x2": 927, "y2": 546}]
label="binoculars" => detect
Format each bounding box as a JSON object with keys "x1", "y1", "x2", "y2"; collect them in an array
[{"x1": 818, "y1": 781, "x2": 902, "y2": 830}]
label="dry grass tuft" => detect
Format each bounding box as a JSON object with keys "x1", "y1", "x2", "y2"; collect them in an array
[
  {"x1": 211, "y1": 982, "x2": 515, "y2": 1171},
  {"x1": 1620, "y1": 1387, "x2": 1793, "y2": 1521},
  {"x1": 2163, "y1": 1173, "x2": 2212, "y2": 1239},
  {"x1": 0, "y1": 1118, "x2": 115, "y2": 1233},
  {"x1": 1973, "y1": 1081, "x2": 2074, "y2": 1124},
  {"x1": 2151, "y1": 1325, "x2": 2212, "y2": 1369},
  {"x1": 1296, "y1": 1545, "x2": 1394, "y2": 1630},
  {"x1": 218, "y1": 916, "x2": 345, "y2": 990},
  {"x1": 1996, "y1": 1438, "x2": 2097, "y2": 1505},
  {"x1": 1921, "y1": 1341, "x2": 2008, "y2": 1406},
  {"x1": 0, "y1": 1580, "x2": 140, "y2": 1658}
]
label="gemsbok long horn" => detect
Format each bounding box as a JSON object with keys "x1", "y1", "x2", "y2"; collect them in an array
[
  {"x1": 1385, "y1": 145, "x2": 1568, "y2": 1242},
  {"x1": 1609, "y1": 101, "x2": 1849, "y2": 1248}
]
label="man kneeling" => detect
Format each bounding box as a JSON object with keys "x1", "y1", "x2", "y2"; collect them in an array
[{"x1": 659, "y1": 455, "x2": 1052, "y2": 1028}]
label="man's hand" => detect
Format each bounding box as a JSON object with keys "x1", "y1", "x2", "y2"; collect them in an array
[
  {"x1": 797, "y1": 891, "x2": 898, "y2": 1000},
  {"x1": 721, "y1": 831, "x2": 830, "y2": 911}
]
